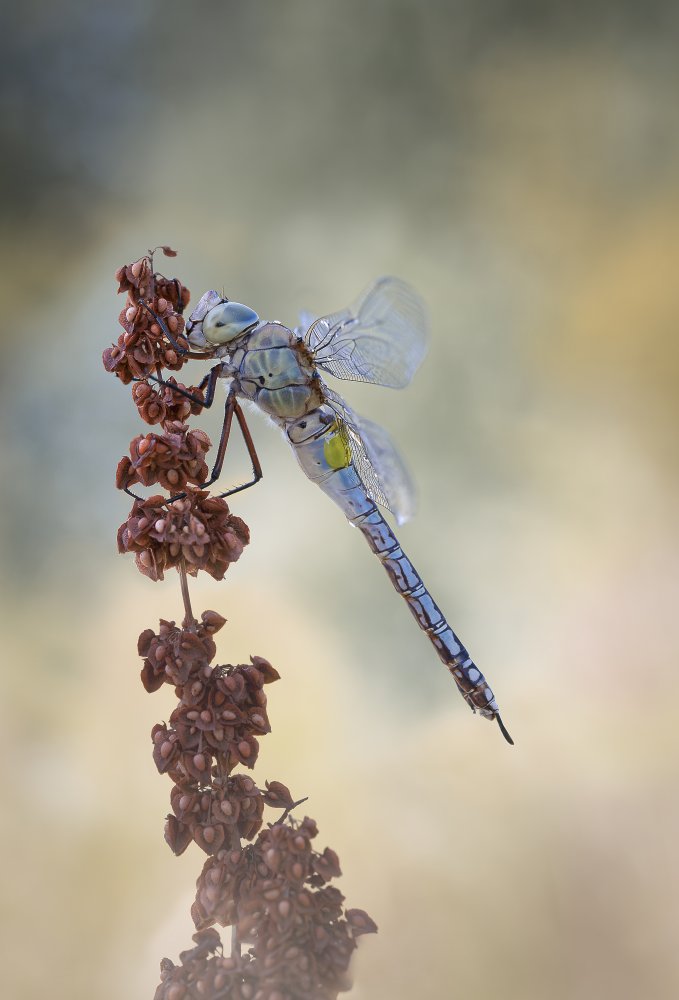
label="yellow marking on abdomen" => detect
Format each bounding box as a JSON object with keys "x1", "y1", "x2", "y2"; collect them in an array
[{"x1": 323, "y1": 422, "x2": 352, "y2": 470}]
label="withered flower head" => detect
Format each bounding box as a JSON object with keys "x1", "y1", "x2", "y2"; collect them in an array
[
  {"x1": 168, "y1": 772, "x2": 266, "y2": 855},
  {"x1": 118, "y1": 493, "x2": 249, "y2": 581},
  {"x1": 156, "y1": 656, "x2": 277, "y2": 784},
  {"x1": 104, "y1": 252, "x2": 192, "y2": 383},
  {"x1": 116, "y1": 422, "x2": 211, "y2": 493},
  {"x1": 138, "y1": 612, "x2": 224, "y2": 692},
  {"x1": 191, "y1": 816, "x2": 377, "y2": 998},
  {"x1": 132, "y1": 378, "x2": 206, "y2": 426},
  {"x1": 155, "y1": 934, "x2": 255, "y2": 1000},
  {"x1": 115, "y1": 250, "x2": 188, "y2": 308},
  {"x1": 103, "y1": 298, "x2": 189, "y2": 383},
  {"x1": 115, "y1": 255, "x2": 156, "y2": 300}
]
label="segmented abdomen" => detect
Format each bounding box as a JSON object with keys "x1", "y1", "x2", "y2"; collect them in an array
[
  {"x1": 288, "y1": 414, "x2": 512, "y2": 743},
  {"x1": 352, "y1": 507, "x2": 512, "y2": 742}
]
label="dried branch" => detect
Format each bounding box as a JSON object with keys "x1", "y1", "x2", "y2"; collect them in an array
[{"x1": 104, "y1": 248, "x2": 376, "y2": 999}]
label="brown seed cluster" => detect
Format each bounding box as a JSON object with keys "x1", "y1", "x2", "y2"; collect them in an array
[
  {"x1": 132, "y1": 378, "x2": 206, "y2": 426},
  {"x1": 164, "y1": 817, "x2": 377, "y2": 999},
  {"x1": 106, "y1": 252, "x2": 376, "y2": 999},
  {"x1": 156, "y1": 942, "x2": 257, "y2": 1000},
  {"x1": 103, "y1": 252, "x2": 192, "y2": 383},
  {"x1": 116, "y1": 422, "x2": 212, "y2": 493},
  {"x1": 143, "y1": 613, "x2": 279, "y2": 852},
  {"x1": 117, "y1": 492, "x2": 250, "y2": 581},
  {"x1": 138, "y1": 611, "x2": 225, "y2": 692},
  {"x1": 145, "y1": 611, "x2": 376, "y2": 999}
]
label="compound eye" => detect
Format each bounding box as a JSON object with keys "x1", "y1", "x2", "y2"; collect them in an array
[{"x1": 204, "y1": 301, "x2": 259, "y2": 345}]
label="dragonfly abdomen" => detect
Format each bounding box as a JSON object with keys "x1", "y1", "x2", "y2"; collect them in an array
[
  {"x1": 285, "y1": 406, "x2": 512, "y2": 743},
  {"x1": 354, "y1": 507, "x2": 513, "y2": 744}
]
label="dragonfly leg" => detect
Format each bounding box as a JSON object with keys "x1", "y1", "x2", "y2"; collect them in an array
[
  {"x1": 123, "y1": 485, "x2": 144, "y2": 501},
  {"x1": 122, "y1": 367, "x2": 223, "y2": 505},
  {"x1": 138, "y1": 298, "x2": 213, "y2": 360},
  {"x1": 198, "y1": 388, "x2": 238, "y2": 489},
  {"x1": 135, "y1": 363, "x2": 222, "y2": 408},
  {"x1": 213, "y1": 399, "x2": 263, "y2": 500},
  {"x1": 162, "y1": 391, "x2": 263, "y2": 503}
]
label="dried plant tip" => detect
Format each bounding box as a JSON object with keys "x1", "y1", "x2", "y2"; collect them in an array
[{"x1": 105, "y1": 256, "x2": 191, "y2": 381}]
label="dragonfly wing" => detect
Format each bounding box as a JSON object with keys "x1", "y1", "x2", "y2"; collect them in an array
[
  {"x1": 294, "y1": 308, "x2": 316, "y2": 338},
  {"x1": 305, "y1": 277, "x2": 428, "y2": 388},
  {"x1": 355, "y1": 414, "x2": 417, "y2": 525},
  {"x1": 323, "y1": 384, "x2": 417, "y2": 526}
]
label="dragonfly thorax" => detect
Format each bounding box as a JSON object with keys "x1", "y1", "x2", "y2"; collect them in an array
[{"x1": 227, "y1": 323, "x2": 322, "y2": 421}]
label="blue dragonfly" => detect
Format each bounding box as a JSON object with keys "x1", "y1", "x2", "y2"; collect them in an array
[{"x1": 154, "y1": 277, "x2": 512, "y2": 743}]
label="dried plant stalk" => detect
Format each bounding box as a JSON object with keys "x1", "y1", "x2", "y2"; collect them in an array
[{"x1": 104, "y1": 249, "x2": 376, "y2": 999}]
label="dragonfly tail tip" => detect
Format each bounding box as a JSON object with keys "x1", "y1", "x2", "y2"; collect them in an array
[{"x1": 496, "y1": 714, "x2": 514, "y2": 746}]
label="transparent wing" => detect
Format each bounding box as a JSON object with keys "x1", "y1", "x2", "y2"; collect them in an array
[
  {"x1": 294, "y1": 309, "x2": 315, "y2": 338},
  {"x1": 323, "y1": 384, "x2": 417, "y2": 525},
  {"x1": 305, "y1": 277, "x2": 428, "y2": 388}
]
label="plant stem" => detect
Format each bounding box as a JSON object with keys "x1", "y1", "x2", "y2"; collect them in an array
[{"x1": 178, "y1": 556, "x2": 196, "y2": 627}]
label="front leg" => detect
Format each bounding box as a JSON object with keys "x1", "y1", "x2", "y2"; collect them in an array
[
  {"x1": 135, "y1": 364, "x2": 223, "y2": 409},
  {"x1": 138, "y1": 298, "x2": 213, "y2": 360},
  {"x1": 123, "y1": 366, "x2": 223, "y2": 503}
]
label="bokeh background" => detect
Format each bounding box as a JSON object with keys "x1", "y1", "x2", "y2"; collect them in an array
[{"x1": 1, "y1": 2, "x2": 678, "y2": 998}]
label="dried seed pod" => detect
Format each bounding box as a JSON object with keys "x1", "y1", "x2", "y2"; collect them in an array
[{"x1": 118, "y1": 493, "x2": 249, "y2": 581}]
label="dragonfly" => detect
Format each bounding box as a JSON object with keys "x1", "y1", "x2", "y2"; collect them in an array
[{"x1": 151, "y1": 277, "x2": 512, "y2": 744}]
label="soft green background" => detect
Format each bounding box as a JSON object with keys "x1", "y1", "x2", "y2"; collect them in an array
[{"x1": 2, "y1": 3, "x2": 678, "y2": 998}]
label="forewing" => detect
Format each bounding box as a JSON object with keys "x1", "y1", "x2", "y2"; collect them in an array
[
  {"x1": 323, "y1": 384, "x2": 416, "y2": 525},
  {"x1": 305, "y1": 277, "x2": 428, "y2": 388}
]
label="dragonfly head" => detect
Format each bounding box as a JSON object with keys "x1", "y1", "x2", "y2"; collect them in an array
[
  {"x1": 204, "y1": 300, "x2": 259, "y2": 345},
  {"x1": 187, "y1": 292, "x2": 259, "y2": 349}
]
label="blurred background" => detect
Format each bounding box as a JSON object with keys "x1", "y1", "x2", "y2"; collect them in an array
[{"x1": 1, "y1": 2, "x2": 678, "y2": 998}]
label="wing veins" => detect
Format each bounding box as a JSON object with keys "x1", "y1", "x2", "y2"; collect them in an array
[{"x1": 304, "y1": 277, "x2": 428, "y2": 389}]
